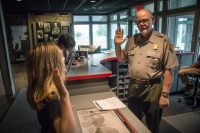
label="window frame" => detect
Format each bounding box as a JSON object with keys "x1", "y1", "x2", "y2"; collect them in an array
[{"x1": 73, "y1": 15, "x2": 109, "y2": 50}]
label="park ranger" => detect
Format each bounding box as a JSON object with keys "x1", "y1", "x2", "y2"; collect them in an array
[{"x1": 114, "y1": 9, "x2": 179, "y2": 133}]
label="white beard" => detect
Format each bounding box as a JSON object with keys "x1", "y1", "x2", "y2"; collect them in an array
[{"x1": 140, "y1": 29, "x2": 148, "y2": 36}]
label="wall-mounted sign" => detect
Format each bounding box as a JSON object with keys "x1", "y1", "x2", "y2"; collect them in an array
[
  {"x1": 62, "y1": 26, "x2": 70, "y2": 34},
  {"x1": 10, "y1": 25, "x2": 29, "y2": 62}
]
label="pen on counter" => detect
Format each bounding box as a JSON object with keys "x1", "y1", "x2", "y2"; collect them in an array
[
  {"x1": 94, "y1": 102, "x2": 103, "y2": 110},
  {"x1": 114, "y1": 108, "x2": 138, "y2": 133}
]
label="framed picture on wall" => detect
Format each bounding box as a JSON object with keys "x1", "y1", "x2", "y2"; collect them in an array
[
  {"x1": 52, "y1": 22, "x2": 60, "y2": 35},
  {"x1": 62, "y1": 26, "x2": 69, "y2": 34},
  {"x1": 44, "y1": 22, "x2": 51, "y2": 33},
  {"x1": 37, "y1": 30, "x2": 43, "y2": 39},
  {"x1": 44, "y1": 34, "x2": 50, "y2": 41},
  {"x1": 38, "y1": 22, "x2": 43, "y2": 28},
  {"x1": 50, "y1": 36, "x2": 54, "y2": 41},
  {"x1": 36, "y1": 22, "x2": 61, "y2": 43},
  {"x1": 10, "y1": 25, "x2": 29, "y2": 62}
]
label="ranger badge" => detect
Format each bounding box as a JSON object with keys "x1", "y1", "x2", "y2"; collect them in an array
[{"x1": 153, "y1": 44, "x2": 158, "y2": 50}]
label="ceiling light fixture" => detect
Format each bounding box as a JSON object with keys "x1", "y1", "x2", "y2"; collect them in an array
[
  {"x1": 90, "y1": 0, "x2": 96, "y2": 2},
  {"x1": 83, "y1": 8, "x2": 88, "y2": 11},
  {"x1": 16, "y1": 0, "x2": 22, "y2": 1}
]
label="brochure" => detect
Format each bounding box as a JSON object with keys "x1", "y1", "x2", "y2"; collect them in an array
[{"x1": 92, "y1": 97, "x2": 126, "y2": 110}]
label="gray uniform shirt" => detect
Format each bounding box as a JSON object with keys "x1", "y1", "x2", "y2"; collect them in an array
[{"x1": 123, "y1": 30, "x2": 179, "y2": 79}]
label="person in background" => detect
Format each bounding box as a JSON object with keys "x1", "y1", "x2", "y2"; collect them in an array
[
  {"x1": 57, "y1": 34, "x2": 77, "y2": 65},
  {"x1": 178, "y1": 55, "x2": 200, "y2": 92},
  {"x1": 114, "y1": 9, "x2": 179, "y2": 133},
  {"x1": 26, "y1": 42, "x2": 76, "y2": 133}
]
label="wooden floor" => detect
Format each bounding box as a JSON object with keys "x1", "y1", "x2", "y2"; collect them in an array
[{"x1": 0, "y1": 62, "x2": 28, "y2": 121}]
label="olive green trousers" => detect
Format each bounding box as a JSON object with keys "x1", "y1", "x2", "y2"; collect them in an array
[{"x1": 127, "y1": 79, "x2": 163, "y2": 133}]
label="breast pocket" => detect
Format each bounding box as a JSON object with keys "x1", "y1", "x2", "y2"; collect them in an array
[
  {"x1": 127, "y1": 50, "x2": 135, "y2": 65},
  {"x1": 146, "y1": 51, "x2": 162, "y2": 69}
]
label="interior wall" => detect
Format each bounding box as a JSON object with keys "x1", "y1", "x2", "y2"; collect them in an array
[{"x1": 3, "y1": 13, "x2": 72, "y2": 63}]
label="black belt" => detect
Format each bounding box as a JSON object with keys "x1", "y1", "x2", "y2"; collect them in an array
[{"x1": 131, "y1": 78, "x2": 161, "y2": 85}]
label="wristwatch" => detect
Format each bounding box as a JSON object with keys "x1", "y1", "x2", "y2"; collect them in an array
[{"x1": 161, "y1": 92, "x2": 169, "y2": 98}]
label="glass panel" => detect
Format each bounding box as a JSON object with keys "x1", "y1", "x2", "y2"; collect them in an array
[
  {"x1": 158, "y1": 0, "x2": 163, "y2": 12},
  {"x1": 132, "y1": 23, "x2": 139, "y2": 35},
  {"x1": 198, "y1": 31, "x2": 200, "y2": 56},
  {"x1": 110, "y1": 14, "x2": 117, "y2": 21},
  {"x1": 73, "y1": 16, "x2": 89, "y2": 21},
  {"x1": 157, "y1": 17, "x2": 162, "y2": 33},
  {"x1": 144, "y1": 3, "x2": 154, "y2": 13},
  {"x1": 131, "y1": 8, "x2": 137, "y2": 16},
  {"x1": 119, "y1": 22, "x2": 128, "y2": 49},
  {"x1": 74, "y1": 25, "x2": 89, "y2": 50},
  {"x1": 120, "y1": 12, "x2": 127, "y2": 19},
  {"x1": 110, "y1": 23, "x2": 117, "y2": 50},
  {"x1": 92, "y1": 16, "x2": 107, "y2": 21},
  {"x1": 167, "y1": 14, "x2": 194, "y2": 52},
  {"x1": 168, "y1": 0, "x2": 196, "y2": 10},
  {"x1": 92, "y1": 24, "x2": 107, "y2": 49}
]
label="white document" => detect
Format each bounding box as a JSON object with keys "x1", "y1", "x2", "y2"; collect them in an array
[{"x1": 92, "y1": 97, "x2": 126, "y2": 110}]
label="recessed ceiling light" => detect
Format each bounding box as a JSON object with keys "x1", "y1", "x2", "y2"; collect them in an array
[
  {"x1": 16, "y1": 0, "x2": 22, "y2": 1},
  {"x1": 83, "y1": 8, "x2": 88, "y2": 11},
  {"x1": 90, "y1": 0, "x2": 96, "y2": 2}
]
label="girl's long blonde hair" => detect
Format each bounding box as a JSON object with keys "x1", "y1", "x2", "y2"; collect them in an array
[{"x1": 26, "y1": 42, "x2": 66, "y2": 111}]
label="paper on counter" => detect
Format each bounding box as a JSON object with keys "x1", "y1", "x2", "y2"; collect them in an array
[{"x1": 92, "y1": 97, "x2": 126, "y2": 110}]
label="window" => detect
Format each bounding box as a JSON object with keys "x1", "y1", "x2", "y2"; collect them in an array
[
  {"x1": 168, "y1": 0, "x2": 196, "y2": 10},
  {"x1": 110, "y1": 23, "x2": 117, "y2": 50},
  {"x1": 167, "y1": 13, "x2": 194, "y2": 52},
  {"x1": 198, "y1": 31, "x2": 200, "y2": 56},
  {"x1": 74, "y1": 16, "x2": 89, "y2": 21},
  {"x1": 131, "y1": 8, "x2": 137, "y2": 16},
  {"x1": 92, "y1": 24, "x2": 107, "y2": 49},
  {"x1": 158, "y1": 0, "x2": 163, "y2": 12},
  {"x1": 73, "y1": 15, "x2": 108, "y2": 50},
  {"x1": 144, "y1": 3, "x2": 154, "y2": 13},
  {"x1": 120, "y1": 12, "x2": 127, "y2": 19},
  {"x1": 110, "y1": 14, "x2": 117, "y2": 21},
  {"x1": 119, "y1": 22, "x2": 128, "y2": 49},
  {"x1": 92, "y1": 16, "x2": 107, "y2": 21},
  {"x1": 109, "y1": 11, "x2": 128, "y2": 50},
  {"x1": 74, "y1": 25, "x2": 89, "y2": 50},
  {"x1": 157, "y1": 17, "x2": 162, "y2": 33},
  {"x1": 132, "y1": 23, "x2": 139, "y2": 35}
]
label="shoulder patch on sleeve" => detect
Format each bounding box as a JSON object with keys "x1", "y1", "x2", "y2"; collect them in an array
[{"x1": 167, "y1": 44, "x2": 174, "y2": 53}]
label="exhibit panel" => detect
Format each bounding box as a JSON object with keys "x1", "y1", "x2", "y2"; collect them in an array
[{"x1": 69, "y1": 92, "x2": 151, "y2": 133}]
